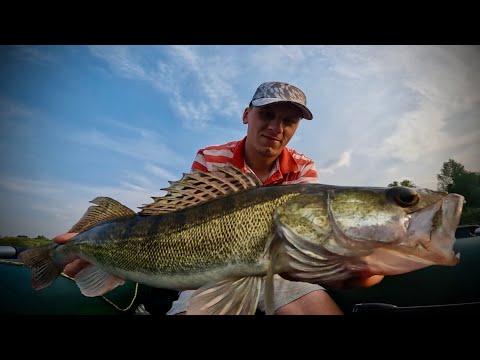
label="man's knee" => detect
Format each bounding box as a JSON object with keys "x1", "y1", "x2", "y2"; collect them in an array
[{"x1": 274, "y1": 290, "x2": 344, "y2": 315}]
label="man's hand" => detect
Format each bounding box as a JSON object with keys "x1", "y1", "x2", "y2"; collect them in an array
[
  {"x1": 342, "y1": 275, "x2": 384, "y2": 288},
  {"x1": 53, "y1": 232, "x2": 90, "y2": 278},
  {"x1": 326, "y1": 274, "x2": 385, "y2": 289}
]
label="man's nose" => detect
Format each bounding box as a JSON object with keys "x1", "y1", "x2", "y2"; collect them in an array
[{"x1": 268, "y1": 118, "x2": 283, "y2": 133}]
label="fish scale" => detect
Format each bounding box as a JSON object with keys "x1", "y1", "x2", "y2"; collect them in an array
[
  {"x1": 20, "y1": 165, "x2": 464, "y2": 315},
  {"x1": 71, "y1": 188, "x2": 300, "y2": 275}
]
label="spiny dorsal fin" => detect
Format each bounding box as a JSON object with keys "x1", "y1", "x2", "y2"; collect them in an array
[
  {"x1": 69, "y1": 197, "x2": 136, "y2": 234},
  {"x1": 138, "y1": 165, "x2": 262, "y2": 216}
]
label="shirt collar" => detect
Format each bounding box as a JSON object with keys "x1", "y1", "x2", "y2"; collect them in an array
[
  {"x1": 230, "y1": 137, "x2": 247, "y2": 170},
  {"x1": 231, "y1": 136, "x2": 299, "y2": 184},
  {"x1": 278, "y1": 145, "x2": 299, "y2": 173}
]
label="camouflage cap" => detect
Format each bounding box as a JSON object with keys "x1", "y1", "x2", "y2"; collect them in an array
[{"x1": 250, "y1": 81, "x2": 313, "y2": 120}]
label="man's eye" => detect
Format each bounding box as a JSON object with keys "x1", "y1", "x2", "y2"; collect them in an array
[
  {"x1": 284, "y1": 118, "x2": 298, "y2": 126},
  {"x1": 263, "y1": 111, "x2": 275, "y2": 120}
]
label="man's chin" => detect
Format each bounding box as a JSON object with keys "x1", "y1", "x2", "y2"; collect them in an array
[
  {"x1": 258, "y1": 146, "x2": 281, "y2": 158},
  {"x1": 256, "y1": 141, "x2": 283, "y2": 155}
]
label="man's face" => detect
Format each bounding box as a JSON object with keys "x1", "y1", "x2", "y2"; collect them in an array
[{"x1": 243, "y1": 102, "x2": 302, "y2": 159}]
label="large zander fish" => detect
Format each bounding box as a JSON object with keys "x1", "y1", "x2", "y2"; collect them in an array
[{"x1": 20, "y1": 166, "x2": 464, "y2": 315}]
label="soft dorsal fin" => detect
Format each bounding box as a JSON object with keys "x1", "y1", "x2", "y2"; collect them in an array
[
  {"x1": 69, "y1": 197, "x2": 136, "y2": 234},
  {"x1": 138, "y1": 165, "x2": 262, "y2": 216}
]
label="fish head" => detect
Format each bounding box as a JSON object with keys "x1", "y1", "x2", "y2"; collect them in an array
[
  {"x1": 330, "y1": 187, "x2": 448, "y2": 241},
  {"x1": 330, "y1": 186, "x2": 464, "y2": 274},
  {"x1": 274, "y1": 186, "x2": 464, "y2": 279}
]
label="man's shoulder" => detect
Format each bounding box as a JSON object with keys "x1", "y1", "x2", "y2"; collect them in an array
[
  {"x1": 199, "y1": 140, "x2": 240, "y2": 152},
  {"x1": 285, "y1": 147, "x2": 315, "y2": 164}
]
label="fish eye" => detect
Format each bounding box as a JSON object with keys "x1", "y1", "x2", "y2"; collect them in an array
[{"x1": 387, "y1": 187, "x2": 420, "y2": 207}]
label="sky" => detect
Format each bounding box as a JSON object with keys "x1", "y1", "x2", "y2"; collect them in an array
[{"x1": 0, "y1": 45, "x2": 479, "y2": 238}]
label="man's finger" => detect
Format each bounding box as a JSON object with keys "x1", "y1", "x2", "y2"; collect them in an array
[
  {"x1": 349, "y1": 275, "x2": 385, "y2": 288},
  {"x1": 53, "y1": 232, "x2": 79, "y2": 244},
  {"x1": 63, "y1": 258, "x2": 90, "y2": 278}
]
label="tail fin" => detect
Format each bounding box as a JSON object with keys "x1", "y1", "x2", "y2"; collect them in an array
[{"x1": 19, "y1": 244, "x2": 63, "y2": 290}]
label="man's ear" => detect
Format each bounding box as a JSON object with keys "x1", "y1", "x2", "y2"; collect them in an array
[{"x1": 242, "y1": 107, "x2": 249, "y2": 124}]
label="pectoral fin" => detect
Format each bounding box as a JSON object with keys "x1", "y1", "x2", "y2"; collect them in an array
[
  {"x1": 74, "y1": 264, "x2": 125, "y2": 297},
  {"x1": 186, "y1": 276, "x2": 262, "y2": 315}
]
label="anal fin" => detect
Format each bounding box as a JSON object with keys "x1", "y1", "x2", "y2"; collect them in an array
[
  {"x1": 75, "y1": 264, "x2": 125, "y2": 297},
  {"x1": 186, "y1": 276, "x2": 262, "y2": 315}
]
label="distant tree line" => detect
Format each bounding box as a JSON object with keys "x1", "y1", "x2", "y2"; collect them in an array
[
  {"x1": 0, "y1": 236, "x2": 52, "y2": 247},
  {"x1": 388, "y1": 179, "x2": 416, "y2": 188},
  {"x1": 437, "y1": 159, "x2": 480, "y2": 224},
  {"x1": 389, "y1": 159, "x2": 480, "y2": 225},
  {"x1": 0, "y1": 235, "x2": 50, "y2": 239}
]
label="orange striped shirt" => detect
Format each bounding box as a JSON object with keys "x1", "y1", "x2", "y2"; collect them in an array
[{"x1": 191, "y1": 137, "x2": 318, "y2": 186}]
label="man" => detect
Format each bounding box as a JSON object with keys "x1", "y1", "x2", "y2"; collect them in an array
[{"x1": 54, "y1": 81, "x2": 383, "y2": 315}]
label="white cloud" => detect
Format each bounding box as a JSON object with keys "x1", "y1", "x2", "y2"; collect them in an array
[
  {"x1": 248, "y1": 45, "x2": 309, "y2": 78},
  {"x1": 374, "y1": 103, "x2": 449, "y2": 162},
  {"x1": 88, "y1": 45, "x2": 243, "y2": 129},
  {"x1": 362, "y1": 47, "x2": 480, "y2": 176},
  {"x1": 0, "y1": 173, "x2": 169, "y2": 238},
  {"x1": 0, "y1": 176, "x2": 63, "y2": 197},
  {"x1": 291, "y1": 45, "x2": 479, "y2": 190},
  {"x1": 10, "y1": 45, "x2": 58, "y2": 65},
  {"x1": 3, "y1": 45, "x2": 479, "y2": 237},
  {"x1": 170, "y1": 94, "x2": 211, "y2": 127},
  {"x1": 317, "y1": 151, "x2": 352, "y2": 175},
  {"x1": 0, "y1": 97, "x2": 38, "y2": 119},
  {"x1": 144, "y1": 163, "x2": 177, "y2": 181},
  {"x1": 72, "y1": 126, "x2": 185, "y2": 166},
  {"x1": 88, "y1": 45, "x2": 147, "y2": 80}
]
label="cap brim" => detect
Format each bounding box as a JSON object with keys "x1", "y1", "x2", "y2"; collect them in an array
[{"x1": 251, "y1": 98, "x2": 313, "y2": 120}]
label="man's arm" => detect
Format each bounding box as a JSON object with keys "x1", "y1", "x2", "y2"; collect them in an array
[
  {"x1": 293, "y1": 161, "x2": 319, "y2": 184},
  {"x1": 282, "y1": 157, "x2": 319, "y2": 185},
  {"x1": 191, "y1": 149, "x2": 208, "y2": 171}
]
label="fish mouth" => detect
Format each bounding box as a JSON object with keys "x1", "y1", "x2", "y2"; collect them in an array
[
  {"x1": 350, "y1": 193, "x2": 464, "y2": 277},
  {"x1": 395, "y1": 193, "x2": 464, "y2": 266},
  {"x1": 427, "y1": 193, "x2": 464, "y2": 263}
]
